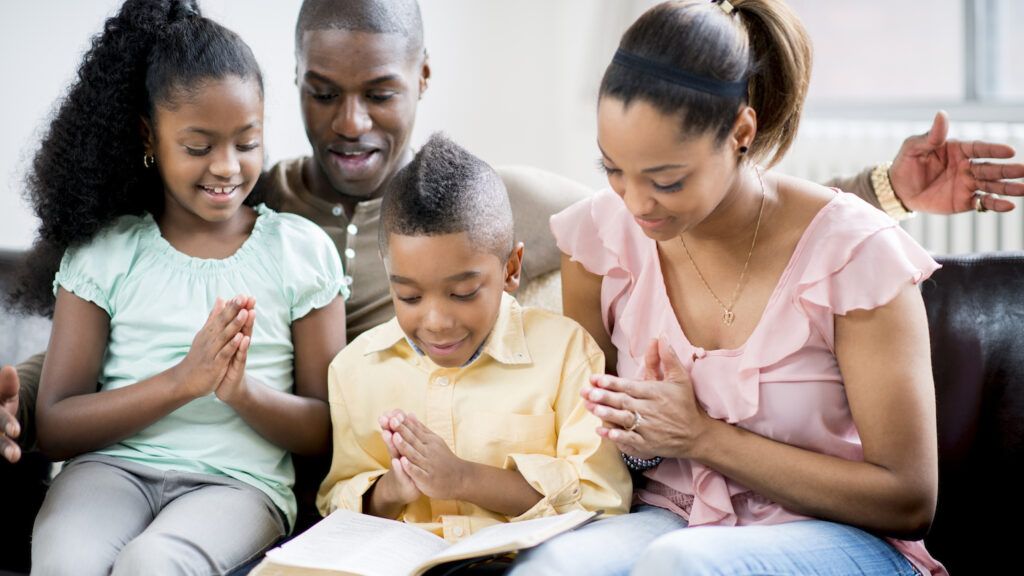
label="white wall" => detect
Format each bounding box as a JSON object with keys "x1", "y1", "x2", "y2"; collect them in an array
[
  {"x1": 4, "y1": 2, "x2": 1019, "y2": 253},
  {"x1": 0, "y1": 0, "x2": 639, "y2": 250}
]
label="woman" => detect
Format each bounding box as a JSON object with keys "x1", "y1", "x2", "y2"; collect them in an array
[{"x1": 511, "y1": 0, "x2": 945, "y2": 574}]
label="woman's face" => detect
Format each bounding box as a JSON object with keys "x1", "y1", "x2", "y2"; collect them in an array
[{"x1": 596, "y1": 97, "x2": 738, "y2": 241}]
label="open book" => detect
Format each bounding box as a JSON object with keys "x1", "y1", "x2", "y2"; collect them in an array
[{"x1": 250, "y1": 509, "x2": 599, "y2": 576}]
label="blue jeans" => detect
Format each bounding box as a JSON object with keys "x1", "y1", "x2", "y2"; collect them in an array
[{"x1": 509, "y1": 505, "x2": 917, "y2": 576}]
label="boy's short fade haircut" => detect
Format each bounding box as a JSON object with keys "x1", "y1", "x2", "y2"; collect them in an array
[
  {"x1": 295, "y1": 0, "x2": 424, "y2": 56},
  {"x1": 380, "y1": 133, "x2": 514, "y2": 262}
]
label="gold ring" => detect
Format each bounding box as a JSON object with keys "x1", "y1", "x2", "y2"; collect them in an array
[
  {"x1": 975, "y1": 192, "x2": 989, "y2": 213},
  {"x1": 625, "y1": 411, "x2": 642, "y2": 433}
]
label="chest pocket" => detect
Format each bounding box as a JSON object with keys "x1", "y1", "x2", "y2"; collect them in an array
[{"x1": 456, "y1": 411, "x2": 556, "y2": 467}]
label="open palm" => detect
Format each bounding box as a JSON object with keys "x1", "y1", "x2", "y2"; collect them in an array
[{"x1": 891, "y1": 111, "x2": 1024, "y2": 214}]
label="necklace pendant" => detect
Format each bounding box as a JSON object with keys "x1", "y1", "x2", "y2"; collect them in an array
[{"x1": 722, "y1": 310, "x2": 735, "y2": 326}]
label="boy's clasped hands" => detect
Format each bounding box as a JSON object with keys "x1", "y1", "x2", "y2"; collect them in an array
[
  {"x1": 173, "y1": 295, "x2": 257, "y2": 405},
  {"x1": 378, "y1": 409, "x2": 467, "y2": 503}
]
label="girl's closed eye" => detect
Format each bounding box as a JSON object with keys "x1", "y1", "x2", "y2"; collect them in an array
[
  {"x1": 186, "y1": 145, "x2": 212, "y2": 156},
  {"x1": 237, "y1": 142, "x2": 260, "y2": 152}
]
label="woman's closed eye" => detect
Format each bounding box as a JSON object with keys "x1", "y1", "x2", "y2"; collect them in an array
[
  {"x1": 596, "y1": 158, "x2": 621, "y2": 177},
  {"x1": 652, "y1": 178, "x2": 685, "y2": 193}
]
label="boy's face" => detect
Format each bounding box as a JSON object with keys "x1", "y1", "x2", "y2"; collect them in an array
[{"x1": 386, "y1": 232, "x2": 522, "y2": 368}]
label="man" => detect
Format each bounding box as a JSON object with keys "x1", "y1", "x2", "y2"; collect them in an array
[{"x1": 3, "y1": 0, "x2": 1024, "y2": 545}]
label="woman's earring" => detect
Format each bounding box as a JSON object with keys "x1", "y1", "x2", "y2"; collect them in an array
[
  {"x1": 143, "y1": 153, "x2": 155, "y2": 168},
  {"x1": 739, "y1": 146, "x2": 749, "y2": 155}
]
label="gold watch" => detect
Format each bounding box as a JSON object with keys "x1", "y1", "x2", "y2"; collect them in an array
[{"x1": 871, "y1": 162, "x2": 914, "y2": 221}]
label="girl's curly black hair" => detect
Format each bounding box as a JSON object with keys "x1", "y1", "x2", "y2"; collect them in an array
[{"x1": 7, "y1": 0, "x2": 264, "y2": 316}]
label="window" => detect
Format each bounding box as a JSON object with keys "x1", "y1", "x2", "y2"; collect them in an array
[{"x1": 787, "y1": 0, "x2": 1023, "y2": 118}]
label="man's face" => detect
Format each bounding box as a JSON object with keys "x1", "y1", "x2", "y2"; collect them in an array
[{"x1": 296, "y1": 29, "x2": 429, "y2": 200}]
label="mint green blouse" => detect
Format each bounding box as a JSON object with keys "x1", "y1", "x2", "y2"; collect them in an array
[{"x1": 53, "y1": 204, "x2": 349, "y2": 527}]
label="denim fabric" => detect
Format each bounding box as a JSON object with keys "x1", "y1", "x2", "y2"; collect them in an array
[{"x1": 509, "y1": 505, "x2": 916, "y2": 576}]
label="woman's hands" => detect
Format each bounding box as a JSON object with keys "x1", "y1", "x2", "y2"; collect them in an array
[
  {"x1": 173, "y1": 295, "x2": 255, "y2": 402},
  {"x1": 582, "y1": 338, "x2": 716, "y2": 461}
]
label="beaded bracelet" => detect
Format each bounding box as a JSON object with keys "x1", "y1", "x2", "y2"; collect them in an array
[{"x1": 621, "y1": 452, "x2": 663, "y2": 472}]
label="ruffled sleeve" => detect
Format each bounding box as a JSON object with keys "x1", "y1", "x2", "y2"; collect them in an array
[
  {"x1": 52, "y1": 215, "x2": 148, "y2": 316},
  {"x1": 274, "y1": 212, "x2": 350, "y2": 322},
  {"x1": 794, "y1": 195, "x2": 940, "y2": 352},
  {"x1": 550, "y1": 190, "x2": 646, "y2": 277}
]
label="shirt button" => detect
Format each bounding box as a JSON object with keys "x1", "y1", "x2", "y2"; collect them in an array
[
  {"x1": 452, "y1": 526, "x2": 464, "y2": 537},
  {"x1": 436, "y1": 376, "x2": 449, "y2": 387},
  {"x1": 332, "y1": 205, "x2": 343, "y2": 217},
  {"x1": 347, "y1": 223, "x2": 358, "y2": 235},
  {"x1": 343, "y1": 275, "x2": 353, "y2": 286},
  {"x1": 344, "y1": 248, "x2": 356, "y2": 260}
]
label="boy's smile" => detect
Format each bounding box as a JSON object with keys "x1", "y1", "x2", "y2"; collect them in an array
[{"x1": 386, "y1": 232, "x2": 521, "y2": 368}]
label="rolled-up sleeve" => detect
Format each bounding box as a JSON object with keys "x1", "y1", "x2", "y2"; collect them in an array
[{"x1": 503, "y1": 349, "x2": 632, "y2": 522}]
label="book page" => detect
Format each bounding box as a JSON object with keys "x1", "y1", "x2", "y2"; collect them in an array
[
  {"x1": 265, "y1": 510, "x2": 448, "y2": 576},
  {"x1": 414, "y1": 510, "x2": 597, "y2": 575}
]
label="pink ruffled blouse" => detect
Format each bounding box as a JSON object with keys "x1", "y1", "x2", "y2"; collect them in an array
[{"x1": 551, "y1": 189, "x2": 946, "y2": 575}]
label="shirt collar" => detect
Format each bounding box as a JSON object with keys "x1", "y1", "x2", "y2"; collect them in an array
[{"x1": 362, "y1": 292, "x2": 533, "y2": 366}]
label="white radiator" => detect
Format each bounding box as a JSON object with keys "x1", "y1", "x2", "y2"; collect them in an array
[{"x1": 776, "y1": 119, "x2": 1024, "y2": 255}]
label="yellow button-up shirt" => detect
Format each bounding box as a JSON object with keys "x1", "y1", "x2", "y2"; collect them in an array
[{"x1": 317, "y1": 293, "x2": 631, "y2": 541}]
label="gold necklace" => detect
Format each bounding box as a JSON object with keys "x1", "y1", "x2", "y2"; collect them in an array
[{"x1": 679, "y1": 168, "x2": 767, "y2": 327}]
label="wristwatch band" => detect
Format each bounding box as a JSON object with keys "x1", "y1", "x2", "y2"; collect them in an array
[{"x1": 871, "y1": 162, "x2": 914, "y2": 221}]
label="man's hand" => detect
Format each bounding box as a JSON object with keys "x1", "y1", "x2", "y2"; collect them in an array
[
  {"x1": 890, "y1": 111, "x2": 1024, "y2": 214},
  {"x1": 1, "y1": 365, "x2": 23, "y2": 463}
]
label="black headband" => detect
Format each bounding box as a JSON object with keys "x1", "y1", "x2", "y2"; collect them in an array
[{"x1": 612, "y1": 49, "x2": 748, "y2": 99}]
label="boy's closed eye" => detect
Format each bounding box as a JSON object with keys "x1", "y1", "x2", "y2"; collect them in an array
[
  {"x1": 394, "y1": 287, "x2": 481, "y2": 304},
  {"x1": 452, "y1": 287, "x2": 480, "y2": 301}
]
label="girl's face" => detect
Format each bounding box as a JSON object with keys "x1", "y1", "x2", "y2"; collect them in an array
[
  {"x1": 147, "y1": 75, "x2": 264, "y2": 225},
  {"x1": 596, "y1": 96, "x2": 740, "y2": 241}
]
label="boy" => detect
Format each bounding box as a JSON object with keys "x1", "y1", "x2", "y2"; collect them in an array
[{"x1": 316, "y1": 134, "x2": 631, "y2": 540}]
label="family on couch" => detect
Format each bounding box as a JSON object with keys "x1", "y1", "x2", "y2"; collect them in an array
[{"x1": 2, "y1": 0, "x2": 1023, "y2": 574}]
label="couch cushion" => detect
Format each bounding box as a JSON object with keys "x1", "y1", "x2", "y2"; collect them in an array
[
  {"x1": 924, "y1": 252, "x2": 1024, "y2": 573},
  {"x1": 0, "y1": 250, "x2": 51, "y2": 365}
]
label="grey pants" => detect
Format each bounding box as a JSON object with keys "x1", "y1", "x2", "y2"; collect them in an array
[{"x1": 31, "y1": 453, "x2": 287, "y2": 576}]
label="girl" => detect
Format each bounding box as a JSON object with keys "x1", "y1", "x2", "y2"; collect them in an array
[
  {"x1": 512, "y1": 0, "x2": 945, "y2": 574},
  {"x1": 20, "y1": 1, "x2": 347, "y2": 574}
]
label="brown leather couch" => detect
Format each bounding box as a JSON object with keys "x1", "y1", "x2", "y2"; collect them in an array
[{"x1": 2, "y1": 248, "x2": 1022, "y2": 574}]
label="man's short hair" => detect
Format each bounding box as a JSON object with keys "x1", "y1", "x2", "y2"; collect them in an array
[
  {"x1": 380, "y1": 133, "x2": 514, "y2": 262},
  {"x1": 295, "y1": 0, "x2": 424, "y2": 56}
]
